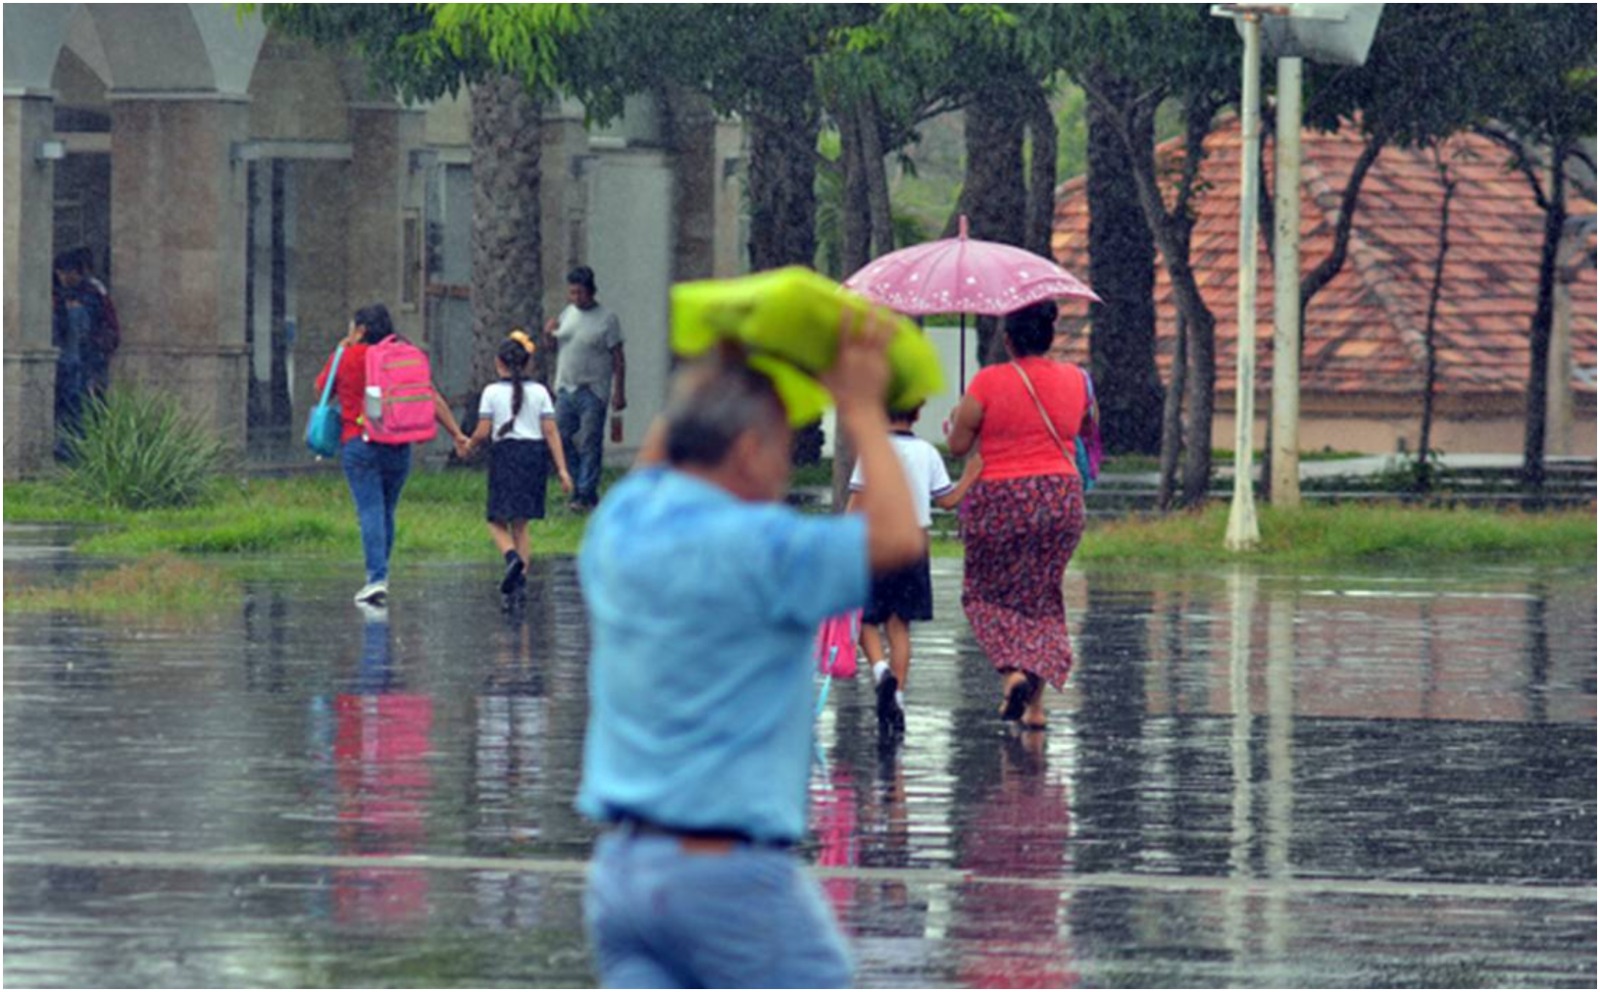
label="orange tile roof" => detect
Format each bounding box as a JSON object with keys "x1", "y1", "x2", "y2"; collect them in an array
[{"x1": 1051, "y1": 117, "x2": 1597, "y2": 402}]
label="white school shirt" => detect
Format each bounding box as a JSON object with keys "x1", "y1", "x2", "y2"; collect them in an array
[
  {"x1": 479, "y1": 379, "x2": 556, "y2": 441},
  {"x1": 848, "y1": 431, "x2": 954, "y2": 528}
]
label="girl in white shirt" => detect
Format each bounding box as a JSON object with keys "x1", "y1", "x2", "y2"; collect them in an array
[{"x1": 464, "y1": 332, "x2": 573, "y2": 595}]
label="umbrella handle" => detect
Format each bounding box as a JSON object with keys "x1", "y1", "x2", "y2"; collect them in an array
[
  {"x1": 816, "y1": 645, "x2": 837, "y2": 717},
  {"x1": 960, "y1": 313, "x2": 967, "y2": 393}
]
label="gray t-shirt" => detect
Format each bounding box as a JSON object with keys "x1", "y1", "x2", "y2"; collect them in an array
[{"x1": 553, "y1": 303, "x2": 623, "y2": 398}]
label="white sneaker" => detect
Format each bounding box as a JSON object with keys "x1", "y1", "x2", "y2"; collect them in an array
[{"x1": 354, "y1": 580, "x2": 388, "y2": 604}]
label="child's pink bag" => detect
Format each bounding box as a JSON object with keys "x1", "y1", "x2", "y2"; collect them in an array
[{"x1": 814, "y1": 611, "x2": 860, "y2": 678}]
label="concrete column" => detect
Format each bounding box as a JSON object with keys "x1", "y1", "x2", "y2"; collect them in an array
[
  {"x1": 109, "y1": 94, "x2": 251, "y2": 441},
  {"x1": 346, "y1": 105, "x2": 427, "y2": 342},
  {"x1": 3, "y1": 94, "x2": 59, "y2": 477},
  {"x1": 713, "y1": 120, "x2": 748, "y2": 278},
  {"x1": 1270, "y1": 57, "x2": 1304, "y2": 507}
]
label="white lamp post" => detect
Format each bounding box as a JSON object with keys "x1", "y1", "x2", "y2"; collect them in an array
[{"x1": 1211, "y1": 4, "x2": 1383, "y2": 548}]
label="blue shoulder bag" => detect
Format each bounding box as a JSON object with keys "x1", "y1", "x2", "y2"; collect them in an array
[{"x1": 305, "y1": 344, "x2": 345, "y2": 459}]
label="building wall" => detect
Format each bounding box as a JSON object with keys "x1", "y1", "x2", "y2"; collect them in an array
[
  {"x1": 587, "y1": 150, "x2": 675, "y2": 448},
  {"x1": 1212, "y1": 396, "x2": 1597, "y2": 457},
  {"x1": 109, "y1": 96, "x2": 252, "y2": 439},
  {"x1": 5, "y1": 6, "x2": 741, "y2": 478},
  {"x1": 3, "y1": 95, "x2": 61, "y2": 474}
]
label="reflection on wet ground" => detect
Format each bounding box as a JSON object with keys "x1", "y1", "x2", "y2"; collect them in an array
[{"x1": 5, "y1": 530, "x2": 1596, "y2": 987}]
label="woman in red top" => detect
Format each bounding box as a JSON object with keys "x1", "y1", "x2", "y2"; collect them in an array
[
  {"x1": 946, "y1": 300, "x2": 1089, "y2": 730},
  {"x1": 315, "y1": 304, "x2": 468, "y2": 605}
]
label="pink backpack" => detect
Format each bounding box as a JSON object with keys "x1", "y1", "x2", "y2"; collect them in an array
[
  {"x1": 814, "y1": 611, "x2": 860, "y2": 678},
  {"x1": 361, "y1": 335, "x2": 438, "y2": 444}
]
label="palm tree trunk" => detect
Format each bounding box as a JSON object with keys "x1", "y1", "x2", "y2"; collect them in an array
[{"x1": 471, "y1": 76, "x2": 544, "y2": 388}]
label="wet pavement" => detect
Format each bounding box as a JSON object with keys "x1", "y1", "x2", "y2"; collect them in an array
[{"x1": 4, "y1": 526, "x2": 1596, "y2": 988}]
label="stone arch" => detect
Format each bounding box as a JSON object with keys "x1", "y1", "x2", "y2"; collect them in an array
[{"x1": 80, "y1": 3, "x2": 264, "y2": 97}]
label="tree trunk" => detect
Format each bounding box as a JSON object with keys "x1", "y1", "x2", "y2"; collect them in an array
[
  {"x1": 747, "y1": 108, "x2": 819, "y2": 272},
  {"x1": 471, "y1": 76, "x2": 544, "y2": 389},
  {"x1": 837, "y1": 105, "x2": 872, "y2": 278},
  {"x1": 1417, "y1": 157, "x2": 1456, "y2": 489},
  {"x1": 1523, "y1": 141, "x2": 1568, "y2": 492},
  {"x1": 830, "y1": 104, "x2": 872, "y2": 508},
  {"x1": 1158, "y1": 310, "x2": 1188, "y2": 511},
  {"x1": 1119, "y1": 94, "x2": 1218, "y2": 510},
  {"x1": 964, "y1": 83, "x2": 1027, "y2": 368},
  {"x1": 1023, "y1": 83, "x2": 1059, "y2": 261},
  {"x1": 1175, "y1": 265, "x2": 1216, "y2": 510},
  {"x1": 1084, "y1": 70, "x2": 1161, "y2": 456},
  {"x1": 858, "y1": 97, "x2": 895, "y2": 258}
]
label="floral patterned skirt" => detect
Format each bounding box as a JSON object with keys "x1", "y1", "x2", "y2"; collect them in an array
[{"x1": 959, "y1": 473, "x2": 1085, "y2": 690}]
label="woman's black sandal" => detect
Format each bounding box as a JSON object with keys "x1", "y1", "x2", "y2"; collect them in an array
[{"x1": 1001, "y1": 672, "x2": 1040, "y2": 722}]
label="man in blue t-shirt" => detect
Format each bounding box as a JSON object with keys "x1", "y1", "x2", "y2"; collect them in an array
[{"x1": 576, "y1": 316, "x2": 924, "y2": 988}]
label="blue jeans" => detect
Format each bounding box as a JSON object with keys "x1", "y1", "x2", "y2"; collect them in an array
[
  {"x1": 556, "y1": 386, "x2": 606, "y2": 505},
  {"x1": 341, "y1": 437, "x2": 411, "y2": 584},
  {"x1": 585, "y1": 830, "x2": 853, "y2": 988}
]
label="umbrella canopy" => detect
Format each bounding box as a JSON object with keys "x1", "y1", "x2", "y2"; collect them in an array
[{"x1": 842, "y1": 215, "x2": 1100, "y2": 316}]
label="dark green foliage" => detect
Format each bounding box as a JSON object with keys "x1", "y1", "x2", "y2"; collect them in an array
[{"x1": 257, "y1": 4, "x2": 479, "y2": 101}]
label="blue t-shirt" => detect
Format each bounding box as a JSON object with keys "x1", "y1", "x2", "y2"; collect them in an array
[{"x1": 576, "y1": 467, "x2": 869, "y2": 842}]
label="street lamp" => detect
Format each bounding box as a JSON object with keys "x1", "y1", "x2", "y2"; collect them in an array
[{"x1": 1210, "y1": 4, "x2": 1383, "y2": 549}]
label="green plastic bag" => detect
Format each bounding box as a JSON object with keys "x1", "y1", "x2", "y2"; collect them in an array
[{"x1": 670, "y1": 267, "x2": 945, "y2": 425}]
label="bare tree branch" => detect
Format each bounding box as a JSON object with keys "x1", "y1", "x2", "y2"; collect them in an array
[
  {"x1": 1300, "y1": 130, "x2": 1385, "y2": 310},
  {"x1": 1474, "y1": 123, "x2": 1551, "y2": 211}
]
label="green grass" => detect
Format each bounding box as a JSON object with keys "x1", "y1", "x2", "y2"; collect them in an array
[
  {"x1": 4, "y1": 553, "x2": 240, "y2": 617},
  {"x1": 5, "y1": 469, "x2": 1593, "y2": 570},
  {"x1": 1080, "y1": 503, "x2": 1596, "y2": 567}
]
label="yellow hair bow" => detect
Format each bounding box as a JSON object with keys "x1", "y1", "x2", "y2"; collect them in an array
[{"x1": 508, "y1": 329, "x2": 536, "y2": 355}]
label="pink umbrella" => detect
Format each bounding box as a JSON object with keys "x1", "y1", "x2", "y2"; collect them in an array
[{"x1": 843, "y1": 215, "x2": 1100, "y2": 387}]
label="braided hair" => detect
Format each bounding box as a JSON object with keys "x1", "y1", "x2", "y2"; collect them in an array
[{"x1": 497, "y1": 336, "x2": 533, "y2": 438}]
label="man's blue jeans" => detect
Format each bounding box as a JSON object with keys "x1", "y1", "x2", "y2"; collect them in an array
[
  {"x1": 556, "y1": 386, "x2": 606, "y2": 506},
  {"x1": 341, "y1": 437, "x2": 411, "y2": 584},
  {"x1": 584, "y1": 829, "x2": 853, "y2": 988}
]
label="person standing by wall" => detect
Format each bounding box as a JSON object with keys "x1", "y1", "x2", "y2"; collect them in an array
[
  {"x1": 50, "y1": 247, "x2": 119, "y2": 457},
  {"x1": 576, "y1": 315, "x2": 925, "y2": 988},
  {"x1": 315, "y1": 303, "x2": 470, "y2": 605},
  {"x1": 72, "y1": 247, "x2": 121, "y2": 399},
  {"x1": 544, "y1": 265, "x2": 625, "y2": 512}
]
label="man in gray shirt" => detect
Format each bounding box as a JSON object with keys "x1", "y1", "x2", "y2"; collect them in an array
[{"x1": 544, "y1": 265, "x2": 626, "y2": 510}]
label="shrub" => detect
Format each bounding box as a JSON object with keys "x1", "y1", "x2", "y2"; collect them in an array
[{"x1": 59, "y1": 387, "x2": 229, "y2": 510}]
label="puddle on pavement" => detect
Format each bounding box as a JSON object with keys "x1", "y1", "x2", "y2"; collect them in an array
[{"x1": 5, "y1": 528, "x2": 1595, "y2": 987}]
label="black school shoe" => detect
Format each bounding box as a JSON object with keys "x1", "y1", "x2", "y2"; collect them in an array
[
  {"x1": 500, "y1": 557, "x2": 526, "y2": 595},
  {"x1": 876, "y1": 671, "x2": 904, "y2": 735}
]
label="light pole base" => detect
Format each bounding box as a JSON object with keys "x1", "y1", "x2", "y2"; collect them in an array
[{"x1": 1225, "y1": 490, "x2": 1260, "y2": 551}]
